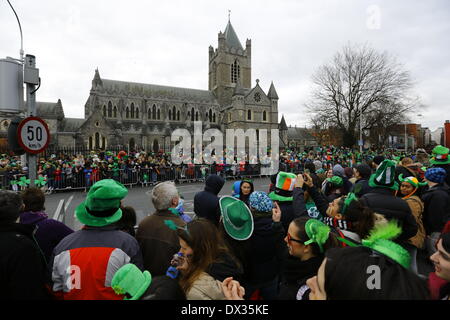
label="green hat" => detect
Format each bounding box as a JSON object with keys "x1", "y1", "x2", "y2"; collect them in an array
[
  {"x1": 368, "y1": 159, "x2": 399, "y2": 191},
  {"x1": 304, "y1": 219, "x2": 331, "y2": 253},
  {"x1": 219, "y1": 196, "x2": 254, "y2": 241},
  {"x1": 269, "y1": 172, "x2": 297, "y2": 202},
  {"x1": 75, "y1": 179, "x2": 128, "y2": 227},
  {"x1": 398, "y1": 174, "x2": 427, "y2": 188},
  {"x1": 430, "y1": 145, "x2": 450, "y2": 165},
  {"x1": 327, "y1": 176, "x2": 343, "y2": 187},
  {"x1": 111, "y1": 264, "x2": 152, "y2": 300}
]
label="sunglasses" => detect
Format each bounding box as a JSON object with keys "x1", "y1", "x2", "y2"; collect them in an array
[{"x1": 287, "y1": 232, "x2": 303, "y2": 244}]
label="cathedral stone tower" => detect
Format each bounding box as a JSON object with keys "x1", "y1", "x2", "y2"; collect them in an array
[{"x1": 209, "y1": 20, "x2": 251, "y2": 106}]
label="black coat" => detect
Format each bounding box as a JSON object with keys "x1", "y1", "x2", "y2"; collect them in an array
[
  {"x1": 278, "y1": 255, "x2": 323, "y2": 300},
  {"x1": 206, "y1": 252, "x2": 244, "y2": 282},
  {"x1": 360, "y1": 188, "x2": 418, "y2": 241},
  {"x1": 0, "y1": 223, "x2": 50, "y2": 300},
  {"x1": 244, "y1": 217, "x2": 287, "y2": 287},
  {"x1": 351, "y1": 178, "x2": 373, "y2": 198},
  {"x1": 421, "y1": 184, "x2": 450, "y2": 234},
  {"x1": 193, "y1": 174, "x2": 225, "y2": 226},
  {"x1": 278, "y1": 200, "x2": 302, "y2": 234}
]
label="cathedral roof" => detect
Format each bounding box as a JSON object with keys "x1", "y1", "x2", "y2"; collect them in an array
[
  {"x1": 268, "y1": 82, "x2": 279, "y2": 100},
  {"x1": 36, "y1": 100, "x2": 64, "y2": 119},
  {"x1": 287, "y1": 127, "x2": 317, "y2": 141},
  {"x1": 224, "y1": 21, "x2": 244, "y2": 51},
  {"x1": 279, "y1": 115, "x2": 288, "y2": 131},
  {"x1": 100, "y1": 79, "x2": 219, "y2": 105},
  {"x1": 60, "y1": 118, "x2": 85, "y2": 132}
]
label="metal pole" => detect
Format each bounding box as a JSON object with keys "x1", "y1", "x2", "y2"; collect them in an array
[
  {"x1": 25, "y1": 55, "x2": 37, "y2": 187},
  {"x1": 404, "y1": 123, "x2": 408, "y2": 152},
  {"x1": 359, "y1": 110, "x2": 363, "y2": 153}
]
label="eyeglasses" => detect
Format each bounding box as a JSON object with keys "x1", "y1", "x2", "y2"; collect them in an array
[{"x1": 287, "y1": 232, "x2": 303, "y2": 244}]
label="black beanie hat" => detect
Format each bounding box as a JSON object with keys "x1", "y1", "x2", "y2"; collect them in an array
[
  {"x1": 355, "y1": 163, "x2": 372, "y2": 179},
  {"x1": 373, "y1": 156, "x2": 385, "y2": 166}
]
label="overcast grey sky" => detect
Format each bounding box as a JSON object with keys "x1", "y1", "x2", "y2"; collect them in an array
[{"x1": 1, "y1": 0, "x2": 449, "y2": 131}]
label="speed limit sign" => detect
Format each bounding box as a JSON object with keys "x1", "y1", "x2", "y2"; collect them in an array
[{"x1": 17, "y1": 116, "x2": 50, "y2": 154}]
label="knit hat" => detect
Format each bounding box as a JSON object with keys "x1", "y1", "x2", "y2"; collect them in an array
[
  {"x1": 327, "y1": 176, "x2": 343, "y2": 187},
  {"x1": 424, "y1": 167, "x2": 447, "y2": 184},
  {"x1": 368, "y1": 159, "x2": 399, "y2": 191},
  {"x1": 430, "y1": 145, "x2": 450, "y2": 165},
  {"x1": 219, "y1": 196, "x2": 254, "y2": 241},
  {"x1": 332, "y1": 164, "x2": 345, "y2": 178},
  {"x1": 268, "y1": 172, "x2": 297, "y2": 202},
  {"x1": 398, "y1": 174, "x2": 427, "y2": 188},
  {"x1": 249, "y1": 191, "x2": 274, "y2": 213},
  {"x1": 75, "y1": 179, "x2": 128, "y2": 227},
  {"x1": 111, "y1": 264, "x2": 152, "y2": 300}
]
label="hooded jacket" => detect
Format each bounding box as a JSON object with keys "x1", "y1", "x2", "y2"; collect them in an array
[
  {"x1": 421, "y1": 184, "x2": 450, "y2": 234},
  {"x1": 20, "y1": 211, "x2": 74, "y2": 263},
  {"x1": 244, "y1": 217, "x2": 287, "y2": 287},
  {"x1": 0, "y1": 223, "x2": 50, "y2": 300},
  {"x1": 194, "y1": 174, "x2": 225, "y2": 226}
]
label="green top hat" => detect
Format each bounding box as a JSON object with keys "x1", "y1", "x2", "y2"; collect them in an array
[
  {"x1": 112, "y1": 264, "x2": 152, "y2": 300},
  {"x1": 368, "y1": 159, "x2": 399, "y2": 191},
  {"x1": 75, "y1": 179, "x2": 128, "y2": 227},
  {"x1": 219, "y1": 196, "x2": 254, "y2": 241},
  {"x1": 269, "y1": 172, "x2": 297, "y2": 202},
  {"x1": 430, "y1": 145, "x2": 450, "y2": 165}
]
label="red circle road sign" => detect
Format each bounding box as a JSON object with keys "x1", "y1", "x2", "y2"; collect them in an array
[{"x1": 17, "y1": 116, "x2": 51, "y2": 154}]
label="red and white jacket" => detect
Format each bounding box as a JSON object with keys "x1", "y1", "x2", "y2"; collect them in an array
[{"x1": 50, "y1": 225, "x2": 143, "y2": 300}]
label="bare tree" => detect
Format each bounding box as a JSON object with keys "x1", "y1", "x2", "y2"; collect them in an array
[{"x1": 307, "y1": 44, "x2": 414, "y2": 147}]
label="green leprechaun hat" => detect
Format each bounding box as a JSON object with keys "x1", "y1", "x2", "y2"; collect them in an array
[
  {"x1": 269, "y1": 171, "x2": 297, "y2": 202},
  {"x1": 219, "y1": 196, "x2": 254, "y2": 241},
  {"x1": 430, "y1": 145, "x2": 450, "y2": 165},
  {"x1": 112, "y1": 263, "x2": 152, "y2": 300},
  {"x1": 75, "y1": 179, "x2": 128, "y2": 227},
  {"x1": 368, "y1": 159, "x2": 399, "y2": 191}
]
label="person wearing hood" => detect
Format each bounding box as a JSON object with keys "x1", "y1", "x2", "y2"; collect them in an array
[
  {"x1": 194, "y1": 174, "x2": 225, "y2": 226},
  {"x1": 19, "y1": 188, "x2": 74, "y2": 264},
  {"x1": 0, "y1": 190, "x2": 50, "y2": 300},
  {"x1": 235, "y1": 179, "x2": 254, "y2": 206}
]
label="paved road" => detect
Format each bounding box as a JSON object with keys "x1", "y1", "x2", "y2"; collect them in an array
[{"x1": 44, "y1": 177, "x2": 271, "y2": 231}]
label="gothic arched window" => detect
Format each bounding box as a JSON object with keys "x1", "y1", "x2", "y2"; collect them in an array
[
  {"x1": 247, "y1": 110, "x2": 252, "y2": 120},
  {"x1": 131, "y1": 103, "x2": 135, "y2": 118},
  {"x1": 177, "y1": 110, "x2": 180, "y2": 121},
  {"x1": 126, "y1": 107, "x2": 130, "y2": 119},
  {"x1": 136, "y1": 107, "x2": 139, "y2": 119},
  {"x1": 209, "y1": 109, "x2": 212, "y2": 122},
  {"x1": 195, "y1": 111, "x2": 199, "y2": 121},
  {"x1": 108, "y1": 102, "x2": 112, "y2": 117},
  {"x1": 157, "y1": 109, "x2": 160, "y2": 120},
  {"x1": 113, "y1": 106, "x2": 117, "y2": 118},
  {"x1": 213, "y1": 113, "x2": 216, "y2": 123},
  {"x1": 231, "y1": 60, "x2": 240, "y2": 84},
  {"x1": 263, "y1": 110, "x2": 267, "y2": 121},
  {"x1": 191, "y1": 108, "x2": 195, "y2": 121},
  {"x1": 172, "y1": 106, "x2": 176, "y2": 120},
  {"x1": 103, "y1": 105, "x2": 107, "y2": 117},
  {"x1": 148, "y1": 107, "x2": 151, "y2": 120},
  {"x1": 152, "y1": 105, "x2": 156, "y2": 120}
]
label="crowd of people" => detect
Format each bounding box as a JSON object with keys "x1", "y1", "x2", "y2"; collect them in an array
[{"x1": 1, "y1": 144, "x2": 449, "y2": 300}]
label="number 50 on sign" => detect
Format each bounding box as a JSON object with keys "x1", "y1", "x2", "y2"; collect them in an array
[{"x1": 17, "y1": 117, "x2": 51, "y2": 154}]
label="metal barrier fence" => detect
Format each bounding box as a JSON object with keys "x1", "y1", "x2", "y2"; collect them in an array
[{"x1": 0, "y1": 163, "x2": 271, "y2": 192}]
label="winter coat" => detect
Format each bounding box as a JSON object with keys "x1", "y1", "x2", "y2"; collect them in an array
[
  {"x1": 136, "y1": 209, "x2": 186, "y2": 276},
  {"x1": 276, "y1": 199, "x2": 302, "y2": 234},
  {"x1": 19, "y1": 211, "x2": 74, "y2": 263},
  {"x1": 0, "y1": 223, "x2": 50, "y2": 300},
  {"x1": 194, "y1": 174, "x2": 225, "y2": 226},
  {"x1": 404, "y1": 195, "x2": 426, "y2": 249},
  {"x1": 50, "y1": 225, "x2": 143, "y2": 300},
  {"x1": 278, "y1": 255, "x2": 323, "y2": 300},
  {"x1": 244, "y1": 217, "x2": 287, "y2": 287},
  {"x1": 186, "y1": 272, "x2": 226, "y2": 300},
  {"x1": 206, "y1": 252, "x2": 244, "y2": 282},
  {"x1": 351, "y1": 178, "x2": 373, "y2": 198},
  {"x1": 421, "y1": 184, "x2": 450, "y2": 235},
  {"x1": 360, "y1": 188, "x2": 418, "y2": 242}
]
